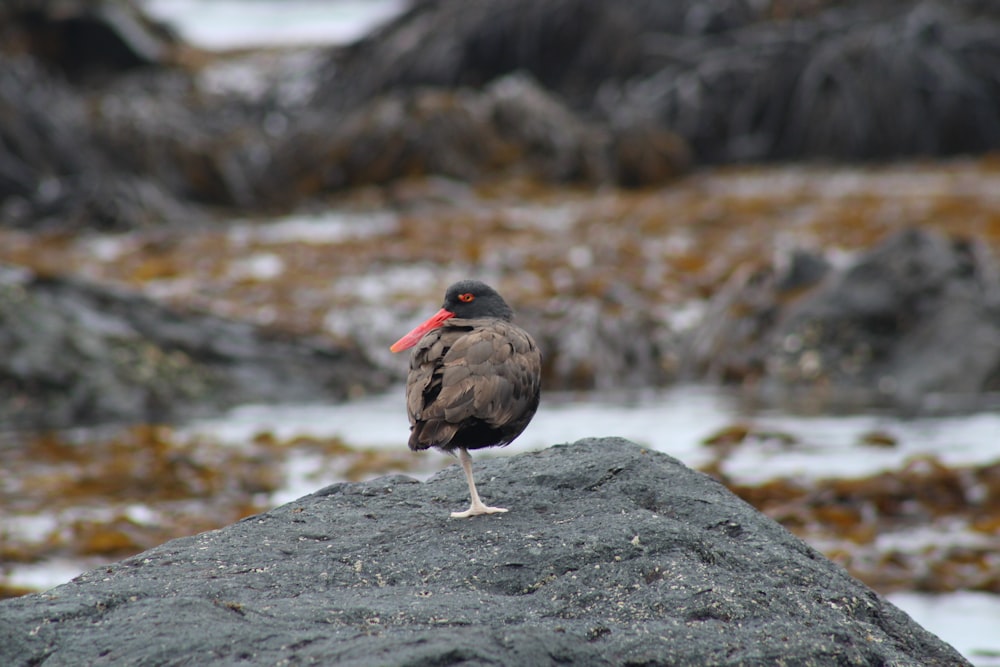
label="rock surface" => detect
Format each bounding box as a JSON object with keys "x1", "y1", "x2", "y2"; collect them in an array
[
  {"x1": 0, "y1": 265, "x2": 390, "y2": 430},
  {"x1": 686, "y1": 227, "x2": 1000, "y2": 411},
  {"x1": 0, "y1": 439, "x2": 969, "y2": 666},
  {"x1": 0, "y1": 0, "x2": 179, "y2": 81},
  {"x1": 266, "y1": 74, "x2": 620, "y2": 201},
  {"x1": 0, "y1": 1, "x2": 286, "y2": 230},
  {"x1": 313, "y1": 0, "x2": 1000, "y2": 165},
  {"x1": 5, "y1": 0, "x2": 1000, "y2": 228}
]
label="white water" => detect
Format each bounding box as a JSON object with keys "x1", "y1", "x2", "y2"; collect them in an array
[
  {"x1": 185, "y1": 386, "x2": 1000, "y2": 489},
  {"x1": 887, "y1": 592, "x2": 1000, "y2": 666},
  {"x1": 140, "y1": 0, "x2": 406, "y2": 49}
]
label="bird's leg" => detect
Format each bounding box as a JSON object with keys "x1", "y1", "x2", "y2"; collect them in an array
[{"x1": 450, "y1": 448, "x2": 508, "y2": 518}]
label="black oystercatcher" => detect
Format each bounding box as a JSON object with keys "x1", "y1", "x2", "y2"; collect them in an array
[{"x1": 390, "y1": 280, "x2": 541, "y2": 518}]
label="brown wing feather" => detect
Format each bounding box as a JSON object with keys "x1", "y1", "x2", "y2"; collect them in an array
[{"x1": 405, "y1": 318, "x2": 540, "y2": 452}]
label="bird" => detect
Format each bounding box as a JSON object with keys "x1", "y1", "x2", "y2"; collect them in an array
[{"x1": 390, "y1": 280, "x2": 541, "y2": 518}]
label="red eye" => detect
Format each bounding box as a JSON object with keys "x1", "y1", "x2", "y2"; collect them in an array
[{"x1": 458, "y1": 293, "x2": 475, "y2": 303}]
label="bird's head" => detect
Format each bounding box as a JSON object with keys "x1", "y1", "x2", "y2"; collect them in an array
[
  {"x1": 440, "y1": 280, "x2": 514, "y2": 321},
  {"x1": 390, "y1": 280, "x2": 513, "y2": 353}
]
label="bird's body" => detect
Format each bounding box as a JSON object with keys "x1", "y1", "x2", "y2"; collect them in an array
[
  {"x1": 405, "y1": 317, "x2": 540, "y2": 453},
  {"x1": 390, "y1": 281, "x2": 541, "y2": 517}
]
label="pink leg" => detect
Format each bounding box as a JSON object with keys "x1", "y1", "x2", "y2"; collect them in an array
[{"x1": 450, "y1": 448, "x2": 508, "y2": 518}]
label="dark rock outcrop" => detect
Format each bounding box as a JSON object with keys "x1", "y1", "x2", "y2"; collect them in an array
[
  {"x1": 0, "y1": 0, "x2": 179, "y2": 82},
  {"x1": 521, "y1": 296, "x2": 679, "y2": 390},
  {"x1": 0, "y1": 53, "x2": 180, "y2": 231},
  {"x1": 686, "y1": 227, "x2": 1000, "y2": 411},
  {"x1": 266, "y1": 74, "x2": 616, "y2": 202},
  {"x1": 311, "y1": 0, "x2": 1000, "y2": 165},
  {"x1": 0, "y1": 0, "x2": 289, "y2": 230},
  {"x1": 7, "y1": 0, "x2": 1000, "y2": 228},
  {"x1": 0, "y1": 1, "x2": 201, "y2": 230},
  {"x1": 0, "y1": 265, "x2": 390, "y2": 430},
  {"x1": 0, "y1": 439, "x2": 968, "y2": 665}
]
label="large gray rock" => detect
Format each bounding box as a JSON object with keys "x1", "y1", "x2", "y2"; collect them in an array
[
  {"x1": 0, "y1": 266, "x2": 390, "y2": 429},
  {"x1": 266, "y1": 74, "x2": 614, "y2": 201},
  {"x1": 0, "y1": 439, "x2": 968, "y2": 666},
  {"x1": 0, "y1": 1, "x2": 287, "y2": 230},
  {"x1": 686, "y1": 227, "x2": 1000, "y2": 412},
  {"x1": 0, "y1": 0, "x2": 179, "y2": 81},
  {"x1": 312, "y1": 0, "x2": 1000, "y2": 164}
]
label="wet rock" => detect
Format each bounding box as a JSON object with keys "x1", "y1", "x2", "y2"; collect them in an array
[
  {"x1": 684, "y1": 249, "x2": 833, "y2": 386},
  {"x1": 0, "y1": 0, "x2": 289, "y2": 229},
  {"x1": 266, "y1": 74, "x2": 615, "y2": 202},
  {"x1": 312, "y1": 0, "x2": 1000, "y2": 165},
  {"x1": 0, "y1": 55, "x2": 104, "y2": 224},
  {"x1": 522, "y1": 297, "x2": 678, "y2": 390},
  {"x1": 0, "y1": 439, "x2": 968, "y2": 666},
  {"x1": 90, "y1": 68, "x2": 279, "y2": 210},
  {"x1": 0, "y1": 265, "x2": 390, "y2": 430},
  {"x1": 686, "y1": 228, "x2": 1000, "y2": 411},
  {"x1": 0, "y1": 48, "x2": 286, "y2": 229},
  {"x1": 0, "y1": 51, "x2": 205, "y2": 230},
  {"x1": 624, "y1": 2, "x2": 1000, "y2": 162},
  {"x1": 0, "y1": 0, "x2": 179, "y2": 81},
  {"x1": 610, "y1": 120, "x2": 692, "y2": 187},
  {"x1": 311, "y1": 0, "x2": 762, "y2": 114},
  {"x1": 343, "y1": 0, "x2": 1000, "y2": 126},
  {"x1": 9, "y1": 0, "x2": 998, "y2": 230}
]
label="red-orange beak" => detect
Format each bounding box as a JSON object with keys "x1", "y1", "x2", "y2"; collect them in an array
[{"x1": 389, "y1": 308, "x2": 455, "y2": 353}]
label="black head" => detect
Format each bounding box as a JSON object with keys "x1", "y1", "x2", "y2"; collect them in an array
[{"x1": 442, "y1": 280, "x2": 514, "y2": 320}]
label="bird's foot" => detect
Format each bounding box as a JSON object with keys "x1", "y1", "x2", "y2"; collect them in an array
[{"x1": 450, "y1": 504, "x2": 508, "y2": 518}]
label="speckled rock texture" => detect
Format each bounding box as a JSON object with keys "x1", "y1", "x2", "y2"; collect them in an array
[{"x1": 0, "y1": 439, "x2": 969, "y2": 666}]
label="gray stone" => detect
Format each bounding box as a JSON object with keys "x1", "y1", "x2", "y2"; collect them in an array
[
  {"x1": 312, "y1": 0, "x2": 1000, "y2": 164},
  {"x1": 685, "y1": 227, "x2": 1000, "y2": 412},
  {"x1": 0, "y1": 439, "x2": 968, "y2": 666},
  {"x1": 0, "y1": 266, "x2": 390, "y2": 429}
]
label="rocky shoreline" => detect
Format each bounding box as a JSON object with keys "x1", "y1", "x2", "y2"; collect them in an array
[
  {"x1": 0, "y1": 440, "x2": 971, "y2": 666},
  {"x1": 4, "y1": 0, "x2": 1000, "y2": 229},
  {"x1": 4, "y1": 201, "x2": 999, "y2": 429},
  {"x1": 2, "y1": 4, "x2": 1000, "y2": 658},
  {"x1": 3, "y1": 0, "x2": 1000, "y2": 427},
  {"x1": 0, "y1": 266, "x2": 390, "y2": 430}
]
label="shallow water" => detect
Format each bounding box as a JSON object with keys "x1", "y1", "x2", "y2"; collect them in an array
[
  {"x1": 140, "y1": 0, "x2": 406, "y2": 49},
  {"x1": 185, "y1": 386, "x2": 1000, "y2": 492},
  {"x1": 886, "y1": 591, "x2": 1000, "y2": 667}
]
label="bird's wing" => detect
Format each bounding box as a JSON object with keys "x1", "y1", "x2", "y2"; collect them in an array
[
  {"x1": 406, "y1": 320, "x2": 540, "y2": 449},
  {"x1": 438, "y1": 321, "x2": 540, "y2": 427},
  {"x1": 405, "y1": 327, "x2": 450, "y2": 426}
]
